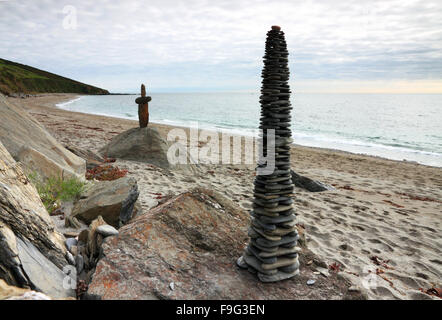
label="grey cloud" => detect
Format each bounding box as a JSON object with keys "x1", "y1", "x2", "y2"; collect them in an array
[{"x1": 0, "y1": 0, "x2": 441, "y2": 92}]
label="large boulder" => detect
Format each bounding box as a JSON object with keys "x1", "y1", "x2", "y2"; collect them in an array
[
  {"x1": 69, "y1": 177, "x2": 139, "y2": 228},
  {"x1": 86, "y1": 188, "x2": 351, "y2": 299},
  {"x1": 0, "y1": 141, "x2": 74, "y2": 298},
  {"x1": 0, "y1": 93, "x2": 85, "y2": 180},
  {"x1": 99, "y1": 127, "x2": 199, "y2": 174}
]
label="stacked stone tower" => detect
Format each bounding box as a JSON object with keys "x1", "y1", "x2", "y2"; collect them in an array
[
  {"x1": 237, "y1": 26, "x2": 299, "y2": 282},
  {"x1": 135, "y1": 84, "x2": 152, "y2": 128}
]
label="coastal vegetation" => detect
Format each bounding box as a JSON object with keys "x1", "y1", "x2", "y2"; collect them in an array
[
  {"x1": 28, "y1": 172, "x2": 86, "y2": 214},
  {"x1": 0, "y1": 58, "x2": 109, "y2": 95}
]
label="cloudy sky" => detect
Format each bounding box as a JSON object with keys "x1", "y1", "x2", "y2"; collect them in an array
[{"x1": 1, "y1": 0, "x2": 441, "y2": 93}]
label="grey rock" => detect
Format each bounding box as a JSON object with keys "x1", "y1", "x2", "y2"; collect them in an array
[
  {"x1": 96, "y1": 225, "x2": 119, "y2": 237},
  {"x1": 99, "y1": 127, "x2": 199, "y2": 174},
  {"x1": 236, "y1": 256, "x2": 248, "y2": 269},
  {"x1": 65, "y1": 238, "x2": 77, "y2": 251},
  {"x1": 258, "y1": 269, "x2": 299, "y2": 282},
  {"x1": 119, "y1": 184, "x2": 139, "y2": 225},
  {"x1": 0, "y1": 93, "x2": 85, "y2": 180},
  {"x1": 307, "y1": 279, "x2": 316, "y2": 285},
  {"x1": 70, "y1": 177, "x2": 139, "y2": 228},
  {"x1": 16, "y1": 237, "x2": 75, "y2": 298},
  {"x1": 290, "y1": 170, "x2": 334, "y2": 192}
]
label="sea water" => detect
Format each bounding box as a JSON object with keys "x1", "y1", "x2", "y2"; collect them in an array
[{"x1": 57, "y1": 92, "x2": 442, "y2": 167}]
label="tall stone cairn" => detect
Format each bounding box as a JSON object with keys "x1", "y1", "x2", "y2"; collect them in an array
[{"x1": 237, "y1": 26, "x2": 300, "y2": 282}]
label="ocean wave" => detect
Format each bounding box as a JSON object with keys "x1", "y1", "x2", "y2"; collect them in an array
[{"x1": 55, "y1": 96, "x2": 84, "y2": 108}]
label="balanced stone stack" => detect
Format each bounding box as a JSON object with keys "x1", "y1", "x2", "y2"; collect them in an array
[
  {"x1": 135, "y1": 84, "x2": 152, "y2": 128},
  {"x1": 237, "y1": 26, "x2": 300, "y2": 282}
]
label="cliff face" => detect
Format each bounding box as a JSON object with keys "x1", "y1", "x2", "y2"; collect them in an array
[{"x1": 0, "y1": 58, "x2": 109, "y2": 95}]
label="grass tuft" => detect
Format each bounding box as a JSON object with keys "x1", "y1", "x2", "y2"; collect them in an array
[{"x1": 28, "y1": 172, "x2": 86, "y2": 214}]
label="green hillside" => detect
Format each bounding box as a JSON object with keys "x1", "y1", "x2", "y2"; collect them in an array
[{"x1": 0, "y1": 58, "x2": 109, "y2": 95}]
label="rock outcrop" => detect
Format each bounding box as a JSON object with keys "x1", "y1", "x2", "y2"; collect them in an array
[
  {"x1": 0, "y1": 141, "x2": 74, "y2": 298},
  {"x1": 0, "y1": 93, "x2": 85, "y2": 180},
  {"x1": 86, "y1": 188, "x2": 351, "y2": 299},
  {"x1": 68, "y1": 177, "x2": 139, "y2": 228},
  {"x1": 290, "y1": 170, "x2": 334, "y2": 192},
  {"x1": 99, "y1": 127, "x2": 199, "y2": 174}
]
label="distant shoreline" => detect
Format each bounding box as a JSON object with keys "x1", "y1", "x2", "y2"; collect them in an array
[
  {"x1": 48, "y1": 93, "x2": 442, "y2": 169},
  {"x1": 7, "y1": 92, "x2": 440, "y2": 169}
]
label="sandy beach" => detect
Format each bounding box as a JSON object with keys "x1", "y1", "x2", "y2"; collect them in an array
[{"x1": 7, "y1": 93, "x2": 442, "y2": 300}]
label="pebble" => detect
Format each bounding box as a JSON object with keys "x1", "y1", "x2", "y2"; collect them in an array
[
  {"x1": 96, "y1": 224, "x2": 119, "y2": 237},
  {"x1": 65, "y1": 237, "x2": 77, "y2": 251},
  {"x1": 307, "y1": 279, "x2": 316, "y2": 285},
  {"x1": 169, "y1": 282, "x2": 175, "y2": 291},
  {"x1": 66, "y1": 252, "x2": 76, "y2": 266}
]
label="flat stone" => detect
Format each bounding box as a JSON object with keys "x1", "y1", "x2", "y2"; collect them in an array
[
  {"x1": 253, "y1": 198, "x2": 279, "y2": 208},
  {"x1": 261, "y1": 257, "x2": 298, "y2": 270},
  {"x1": 63, "y1": 232, "x2": 78, "y2": 239},
  {"x1": 259, "y1": 214, "x2": 296, "y2": 224},
  {"x1": 253, "y1": 207, "x2": 279, "y2": 217},
  {"x1": 259, "y1": 246, "x2": 300, "y2": 258},
  {"x1": 262, "y1": 205, "x2": 293, "y2": 212},
  {"x1": 251, "y1": 217, "x2": 276, "y2": 231},
  {"x1": 256, "y1": 235, "x2": 298, "y2": 248},
  {"x1": 258, "y1": 269, "x2": 299, "y2": 282},
  {"x1": 279, "y1": 262, "x2": 300, "y2": 273},
  {"x1": 236, "y1": 256, "x2": 248, "y2": 269},
  {"x1": 16, "y1": 237, "x2": 75, "y2": 298},
  {"x1": 96, "y1": 225, "x2": 119, "y2": 237},
  {"x1": 243, "y1": 253, "x2": 278, "y2": 275},
  {"x1": 246, "y1": 246, "x2": 277, "y2": 264},
  {"x1": 264, "y1": 225, "x2": 297, "y2": 236},
  {"x1": 250, "y1": 239, "x2": 279, "y2": 253},
  {"x1": 251, "y1": 226, "x2": 281, "y2": 241}
]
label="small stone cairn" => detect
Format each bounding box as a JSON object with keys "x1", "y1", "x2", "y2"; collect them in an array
[
  {"x1": 135, "y1": 84, "x2": 152, "y2": 128},
  {"x1": 237, "y1": 26, "x2": 300, "y2": 282}
]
